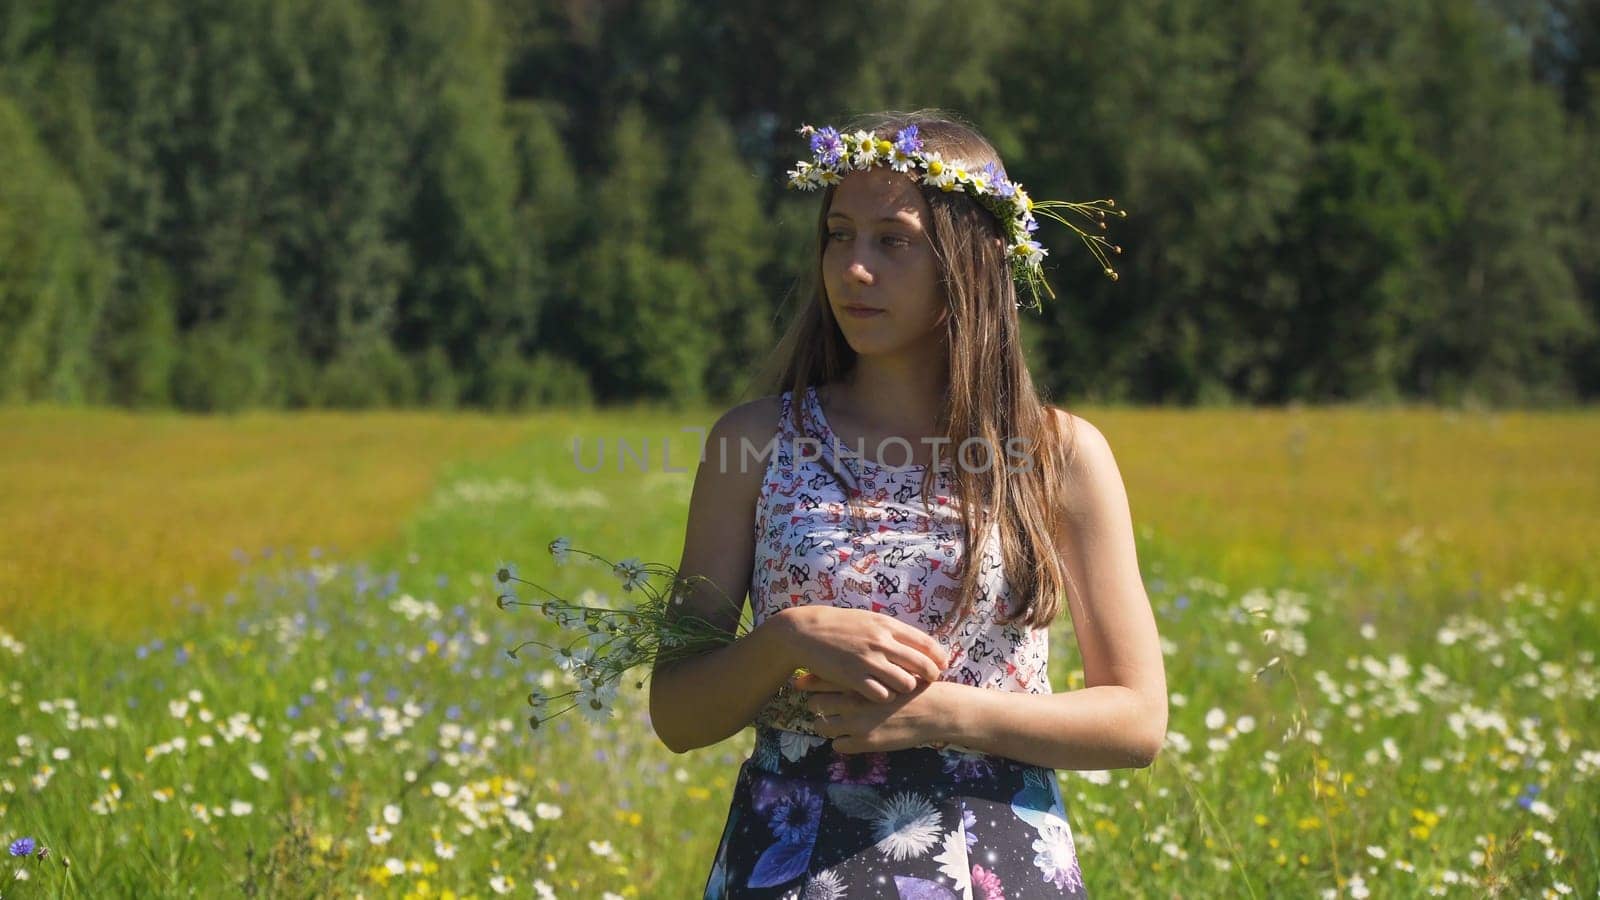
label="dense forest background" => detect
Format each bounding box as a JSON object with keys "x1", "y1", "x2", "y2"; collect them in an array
[{"x1": 1, "y1": 0, "x2": 1596, "y2": 411}]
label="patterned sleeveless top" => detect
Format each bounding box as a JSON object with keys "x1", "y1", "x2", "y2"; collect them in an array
[{"x1": 749, "y1": 385, "x2": 1052, "y2": 735}]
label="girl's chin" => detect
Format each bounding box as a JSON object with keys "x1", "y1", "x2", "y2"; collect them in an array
[{"x1": 841, "y1": 337, "x2": 906, "y2": 356}]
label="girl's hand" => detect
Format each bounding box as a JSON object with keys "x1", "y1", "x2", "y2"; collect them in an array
[
  {"x1": 799, "y1": 673, "x2": 958, "y2": 753},
  {"x1": 770, "y1": 606, "x2": 949, "y2": 702}
]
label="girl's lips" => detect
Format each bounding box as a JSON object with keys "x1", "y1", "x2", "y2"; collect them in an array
[{"x1": 842, "y1": 306, "x2": 885, "y2": 318}]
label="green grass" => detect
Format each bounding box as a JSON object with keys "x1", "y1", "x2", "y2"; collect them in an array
[{"x1": 1, "y1": 405, "x2": 1596, "y2": 897}]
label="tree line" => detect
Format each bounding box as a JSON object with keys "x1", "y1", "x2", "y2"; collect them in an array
[{"x1": 0, "y1": 0, "x2": 1595, "y2": 410}]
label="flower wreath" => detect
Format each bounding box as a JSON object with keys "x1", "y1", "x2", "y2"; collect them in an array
[{"x1": 786, "y1": 123, "x2": 1126, "y2": 312}]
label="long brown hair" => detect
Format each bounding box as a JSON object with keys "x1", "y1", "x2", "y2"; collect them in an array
[{"x1": 752, "y1": 108, "x2": 1081, "y2": 635}]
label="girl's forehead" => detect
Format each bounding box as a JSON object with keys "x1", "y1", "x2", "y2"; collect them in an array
[{"x1": 829, "y1": 170, "x2": 929, "y2": 221}]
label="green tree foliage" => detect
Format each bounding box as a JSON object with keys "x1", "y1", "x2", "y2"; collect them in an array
[
  {"x1": 0, "y1": 0, "x2": 1594, "y2": 410},
  {"x1": 0, "y1": 91, "x2": 109, "y2": 403},
  {"x1": 378, "y1": 0, "x2": 529, "y2": 407},
  {"x1": 572, "y1": 105, "x2": 712, "y2": 405},
  {"x1": 1273, "y1": 67, "x2": 1454, "y2": 402},
  {"x1": 677, "y1": 105, "x2": 773, "y2": 401},
  {"x1": 262, "y1": 0, "x2": 407, "y2": 375},
  {"x1": 1396, "y1": 0, "x2": 1595, "y2": 403}
]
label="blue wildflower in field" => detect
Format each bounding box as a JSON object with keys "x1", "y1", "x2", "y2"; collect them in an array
[
  {"x1": 9, "y1": 836, "x2": 36, "y2": 857},
  {"x1": 1516, "y1": 783, "x2": 1542, "y2": 810}
]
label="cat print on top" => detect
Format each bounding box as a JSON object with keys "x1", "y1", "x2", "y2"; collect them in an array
[{"x1": 748, "y1": 385, "x2": 1052, "y2": 738}]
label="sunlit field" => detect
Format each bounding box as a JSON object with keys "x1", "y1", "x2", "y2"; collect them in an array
[
  {"x1": 0, "y1": 408, "x2": 539, "y2": 637},
  {"x1": 1, "y1": 405, "x2": 1596, "y2": 897}
]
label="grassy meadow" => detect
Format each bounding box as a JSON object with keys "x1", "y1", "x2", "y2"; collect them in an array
[{"x1": 0, "y1": 403, "x2": 1596, "y2": 898}]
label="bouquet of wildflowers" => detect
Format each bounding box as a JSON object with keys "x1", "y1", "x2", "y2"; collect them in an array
[{"x1": 495, "y1": 537, "x2": 765, "y2": 732}]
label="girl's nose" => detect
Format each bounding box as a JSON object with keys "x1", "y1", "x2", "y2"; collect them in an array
[{"x1": 846, "y1": 258, "x2": 874, "y2": 284}]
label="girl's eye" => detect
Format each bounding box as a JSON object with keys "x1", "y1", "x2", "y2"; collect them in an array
[
  {"x1": 827, "y1": 230, "x2": 851, "y2": 242},
  {"x1": 881, "y1": 235, "x2": 911, "y2": 248}
]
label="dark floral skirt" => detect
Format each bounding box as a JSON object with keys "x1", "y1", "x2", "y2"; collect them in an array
[{"x1": 703, "y1": 726, "x2": 1089, "y2": 899}]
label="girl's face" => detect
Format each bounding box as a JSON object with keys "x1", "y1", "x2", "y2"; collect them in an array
[{"x1": 822, "y1": 170, "x2": 946, "y2": 356}]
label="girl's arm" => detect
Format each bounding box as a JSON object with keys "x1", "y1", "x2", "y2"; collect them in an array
[
  {"x1": 648, "y1": 399, "x2": 779, "y2": 754},
  {"x1": 649, "y1": 400, "x2": 948, "y2": 754},
  {"x1": 956, "y1": 411, "x2": 1168, "y2": 769},
  {"x1": 804, "y1": 411, "x2": 1169, "y2": 770}
]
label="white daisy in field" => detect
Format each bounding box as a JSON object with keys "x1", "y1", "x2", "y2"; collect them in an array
[
  {"x1": 383, "y1": 804, "x2": 402, "y2": 825},
  {"x1": 533, "y1": 879, "x2": 557, "y2": 899},
  {"x1": 249, "y1": 763, "x2": 270, "y2": 781},
  {"x1": 434, "y1": 840, "x2": 456, "y2": 860},
  {"x1": 367, "y1": 824, "x2": 392, "y2": 846},
  {"x1": 431, "y1": 781, "x2": 452, "y2": 798},
  {"x1": 489, "y1": 873, "x2": 515, "y2": 894},
  {"x1": 1205, "y1": 707, "x2": 1227, "y2": 730},
  {"x1": 931, "y1": 828, "x2": 971, "y2": 893},
  {"x1": 873, "y1": 792, "x2": 942, "y2": 861},
  {"x1": 508, "y1": 808, "x2": 534, "y2": 833},
  {"x1": 229, "y1": 800, "x2": 253, "y2": 816},
  {"x1": 384, "y1": 858, "x2": 406, "y2": 876},
  {"x1": 535, "y1": 802, "x2": 562, "y2": 820},
  {"x1": 588, "y1": 839, "x2": 617, "y2": 859}
]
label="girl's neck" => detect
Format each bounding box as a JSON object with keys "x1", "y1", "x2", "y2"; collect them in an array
[{"x1": 829, "y1": 360, "x2": 948, "y2": 437}]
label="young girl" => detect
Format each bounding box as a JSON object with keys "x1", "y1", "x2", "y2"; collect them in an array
[{"x1": 649, "y1": 109, "x2": 1167, "y2": 899}]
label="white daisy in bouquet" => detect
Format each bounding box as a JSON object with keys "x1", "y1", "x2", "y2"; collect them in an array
[{"x1": 494, "y1": 537, "x2": 755, "y2": 732}]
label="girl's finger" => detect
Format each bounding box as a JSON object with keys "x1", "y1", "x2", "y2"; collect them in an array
[
  {"x1": 793, "y1": 672, "x2": 850, "y2": 693},
  {"x1": 858, "y1": 674, "x2": 893, "y2": 702},
  {"x1": 882, "y1": 642, "x2": 943, "y2": 683}
]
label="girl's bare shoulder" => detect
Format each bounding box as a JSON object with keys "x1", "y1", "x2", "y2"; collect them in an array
[
  {"x1": 1042, "y1": 405, "x2": 1128, "y2": 517},
  {"x1": 701, "y1": 393, "x2": 786, "y2": 479},
  {"x1": 709, "y1": 393, "x2": 784, "y2": 443}
]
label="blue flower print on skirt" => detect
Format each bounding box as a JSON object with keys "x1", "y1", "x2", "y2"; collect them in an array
[{"x1": 704, "y1": 726, "x2": 1088, "y2": 899}]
